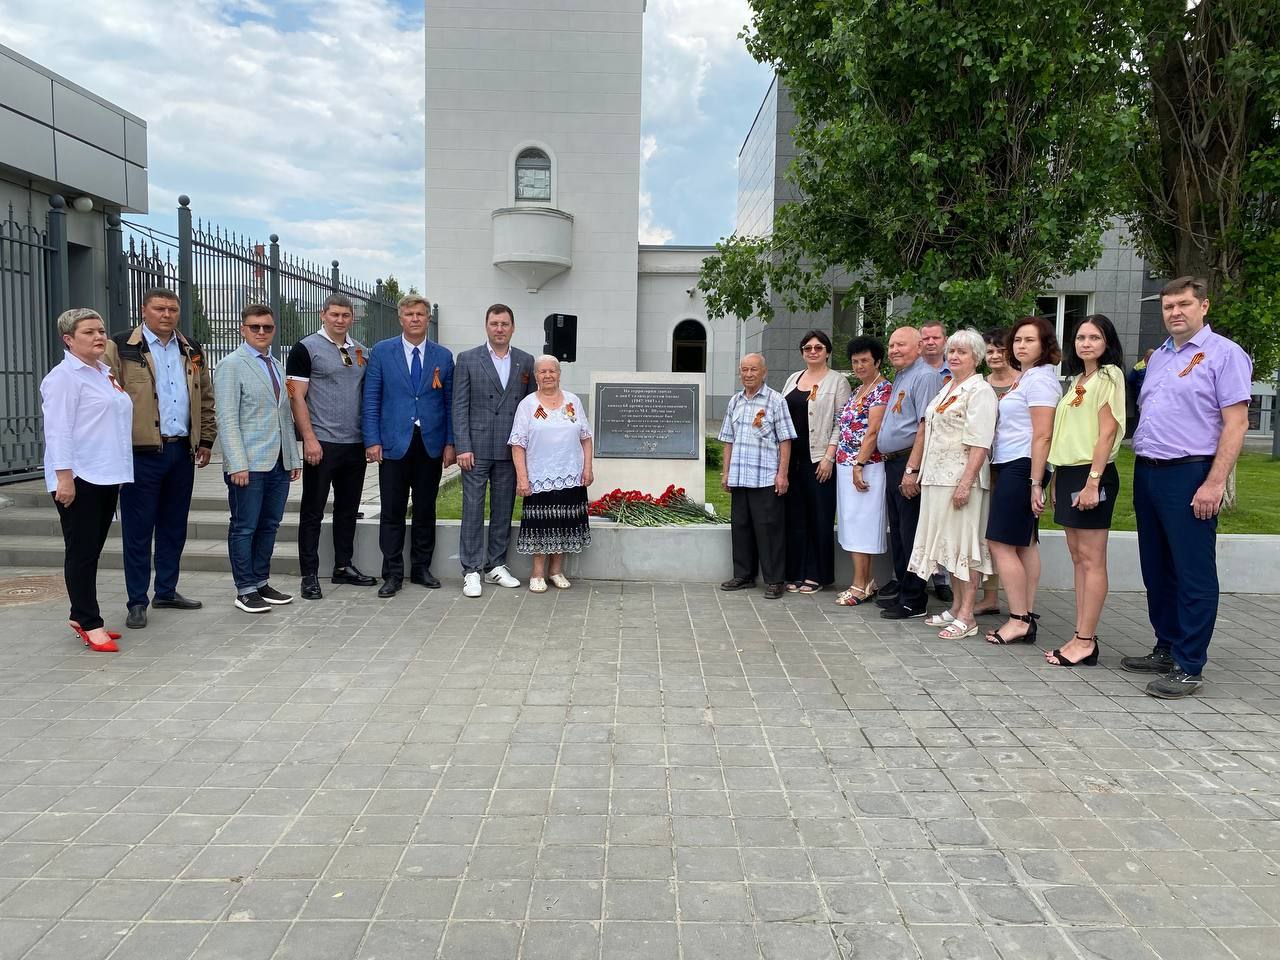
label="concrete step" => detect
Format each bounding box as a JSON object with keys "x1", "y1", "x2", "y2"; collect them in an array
[
  {"x1": 0, "y1": 506, "x2": 306, "y2": 540},
  {"x1": 0, "y1": 486, "x2": 308, "y2": 514},
  {"x1": 0, "y1": 533, "x2": 300, "y2": 576}
]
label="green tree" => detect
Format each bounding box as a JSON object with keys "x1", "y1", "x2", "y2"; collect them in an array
[
  {"x1": 191, "y1": 285, "x2": 212, "y2": 346},
  {"x1": 699, "y1": 0, "x2": 1137, "y2": 330},
  {"x1": 1124, "y1": 1, "x2": 1280, "y2": 374}
]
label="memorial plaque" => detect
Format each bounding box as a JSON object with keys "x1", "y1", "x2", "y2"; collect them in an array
[{"x1": 594, "y1": 382, "x2": 700, "y2": 459}]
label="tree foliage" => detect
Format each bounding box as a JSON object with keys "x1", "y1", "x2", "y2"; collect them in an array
[
  {"x1": 1125, "y1": 1, "x2": 1280, "y2": 373},
  {"x1": 700, "y1": 0, "x2": 1137, "y2": 330}
]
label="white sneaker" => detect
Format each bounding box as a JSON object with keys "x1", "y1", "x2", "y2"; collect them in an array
[
  {"x1": 463, "y1": 572, "x2": 482, "y2": 598},
  {"x1": 485, "y1": 565, "x2": 520, "y2": 588}
]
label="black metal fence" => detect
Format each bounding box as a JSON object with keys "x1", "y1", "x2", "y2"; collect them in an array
[
  {"x1": 0, "y1": 205, "x2": 57, "y2": 478},
  {"x1": 0, "y1": 193, "x2": 402, "y2": 479},
  {"x1": 111, "y1": 196, "x2": 400, "y2": 366}
]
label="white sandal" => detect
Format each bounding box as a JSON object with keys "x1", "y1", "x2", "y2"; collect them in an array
[
  {"x1": 549, "y1": 573, "x2": 571, "y2": 589},
  {"x1": 938, "y1": 619, "x2": 977, "y2": 639},
  {"x1": 528, "y1": 577, "x2": 548, "y2": 593},
  {"x1": 925, "y1": 611, "x2": 955, "y2": 627}
]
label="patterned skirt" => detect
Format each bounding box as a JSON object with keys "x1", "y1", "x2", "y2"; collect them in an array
[{"x1": 517, "y1": 485, "x2": 592, "y2": 556}]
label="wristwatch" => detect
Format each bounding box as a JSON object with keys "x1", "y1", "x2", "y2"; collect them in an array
[
  {"x1": 1088, "y1": 470, "x2": 1101, "y2": 480},
  {"x1": 905, "y1": 466, "x2": 919, "y2": 475}
]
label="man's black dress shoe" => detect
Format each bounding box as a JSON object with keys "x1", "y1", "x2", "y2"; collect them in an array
[
  {"x1": 152, "y1": 593, "x2": 202, "y2": 610},
  {"x1": 763, "y1": 582, "x2": 785, "y2": 600},
  {"x1": 719, "y1": 577, "x2": 756, "y2": 591},
  {"x1": 932, "y1": 581, "x2": 954, "y2": 604},
  {"x1": 126, "y1": 604, "x2": 147, "y2": 629},
  {"x1": 300, "y1": 575, "x2": 323, "y2": 601},
  {"x1": 880, "y1": 604, "x2": 928, "y2": 620},
  {"x1": 332, "y1": 565, "x2": 377, "y2": 587},
  {"x1": 378, "y1": 577, "x2": 402, "y2": 598},
  {"x1": 410, "y1": 570, "x2": 441, "y2": 589}
]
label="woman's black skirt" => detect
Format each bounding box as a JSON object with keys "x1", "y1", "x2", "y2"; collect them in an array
[
  {"x1": 985, "y1": 457, "x2": 1045, "y2": 547},
  {"x1": 517, "y1": 485, "x2": 591, "y2": 555},
  {"x1": 1053, "y1": 462, "x2": 1119, "y2": 529}
]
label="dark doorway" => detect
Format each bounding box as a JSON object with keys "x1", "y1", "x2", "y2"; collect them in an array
[{"x1": 672, "y1": 319, "x2": 706, "y2": 373}]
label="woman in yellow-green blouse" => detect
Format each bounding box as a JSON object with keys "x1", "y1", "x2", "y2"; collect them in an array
[{"x1": 1045, "y1": 315, "x2": 1126, "y2": 668}]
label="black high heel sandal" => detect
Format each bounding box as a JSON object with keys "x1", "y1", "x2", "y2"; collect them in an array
[
  {"x1": 986, "y1": 612, "x2": 1037, "y2": 645},
  {"x1": 1046, "y1": 634, "x2": 1099, "y2": 667}
]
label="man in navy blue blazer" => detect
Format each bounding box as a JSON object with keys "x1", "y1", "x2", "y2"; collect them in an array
[{"x1": 362, "y1": 295, "x2": 456, "y2": 597}]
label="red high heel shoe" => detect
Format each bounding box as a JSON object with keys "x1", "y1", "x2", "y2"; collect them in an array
[
  {"x1": 69, "y1": 621, "x2": 122, "y2": 641},
  {"x1": 69, "y1": 623, "x2": 119, "y2": 652}
]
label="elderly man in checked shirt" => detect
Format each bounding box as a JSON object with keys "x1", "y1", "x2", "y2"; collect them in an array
[{"x1": 718, "y1": 353, "x2": 797, "y2": 600}]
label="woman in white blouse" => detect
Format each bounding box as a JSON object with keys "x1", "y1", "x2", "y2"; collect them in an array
[
  {"x1": 908, "y1": 329, "x2": 998, "y2": 639},
  {"x1": 40, "y1": 308, "x2": 134, "y2": 652},
  {"x1": 509, "y1": 355, "x2": 594, "y2": 592},
  {"x1": 985, "y1": 316, "x2": 1061, "y2": 645}
]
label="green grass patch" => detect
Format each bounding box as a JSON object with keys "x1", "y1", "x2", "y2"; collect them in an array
[
  {"x1": 436, "y1": 446, "x2": 1280, "y2": 533},
  {"x1": 1040, "y1": 447, "x2": 1280, "y2": 534}
]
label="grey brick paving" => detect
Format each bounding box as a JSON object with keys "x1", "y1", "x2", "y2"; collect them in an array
[{"x1": 2, "y1": 569, "x2": 1280, "y2": 959}]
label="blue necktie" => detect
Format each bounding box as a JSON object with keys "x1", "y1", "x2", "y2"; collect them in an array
[{"x1": 411, "y1": 346, "x2": 423, "y2": 393}]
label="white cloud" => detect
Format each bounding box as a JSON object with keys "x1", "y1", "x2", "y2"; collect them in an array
[
  {"x1": 0, "y1": 0, "x2": 426, "y2": 287},
  {"x1": 642, "y1": 0, "x2": 754, "y2": 127},
  {"x1": 638, "y1": 191, "x2": 675, "y2": 245}
]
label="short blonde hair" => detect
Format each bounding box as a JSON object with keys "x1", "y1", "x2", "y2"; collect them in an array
[
  {"x1": 945, "y1": 328, "x2": 985, "y2": 363},
  {"x1": 398, "y1": 294, "x2": 429, "y2": 314},
  {"x1": 57, "y1": 307, "x2": 103, "y2": 337}
]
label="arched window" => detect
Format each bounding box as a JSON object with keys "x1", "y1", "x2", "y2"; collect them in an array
[
  {"x1": 515, "y1": 148, "x2": 552, "y2": 202},
  {"x1": 672, "y1": 319, "x2": 707, "y2": 373}
]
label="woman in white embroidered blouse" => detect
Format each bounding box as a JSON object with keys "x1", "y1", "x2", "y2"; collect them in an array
[
  {"x1": 40, "y1": 308, "x2": 134, "y2": 653},
  {"x1": 509, "y1": 355, "x2": 594, "y2": 593},
  {"x1": 908, "y1": 328, "x2": 998, "y2": 639}
]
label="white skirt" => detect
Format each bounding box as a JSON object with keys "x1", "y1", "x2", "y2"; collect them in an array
[
  {"x1": 908, "y1": 484, "x2": 992, "y2": 582},
  {"x1": 836, "y1": 461, "x2": 887, "y2": 554}
]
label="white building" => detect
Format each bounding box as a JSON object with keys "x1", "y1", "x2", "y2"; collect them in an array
[
  {"x1": 425, "y1": 0, "x2": 746, "y2": 415},
  {"x1": 426, "y1": 3, "x2": 1274, "y2": 433}
]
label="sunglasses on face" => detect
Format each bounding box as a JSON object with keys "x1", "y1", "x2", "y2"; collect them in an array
[
  {"x1": 244, "y1": 324, "x2": 275, "y2": 334},
  {"x1": 801, "y1": 344, "x2": 826, "y2": 353}
]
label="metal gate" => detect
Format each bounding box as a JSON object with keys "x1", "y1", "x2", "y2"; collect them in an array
[{"x1": 0, "y1": 207, "x2": 54, "y2": 479}]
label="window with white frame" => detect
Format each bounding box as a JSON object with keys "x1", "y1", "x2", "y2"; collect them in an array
[
  {"x1": 515, "y1": 148, "x2": 552, "y2": 202},
  {"x1": 1035, "y1": 293, "x2": 1091, "y2": 360}
]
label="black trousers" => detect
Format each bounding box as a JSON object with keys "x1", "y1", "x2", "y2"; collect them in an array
[
  {"x1": 299, "y1": 441, "x2": 367, "y2": 577},
  {"x1": 54, "y1": 478, "x2": 119, "y2": 632},
  {"x1": 378, "y1": 427, "x2": 443, "y2": 579},
  {"x1": 784, "y1": 459, "x2": 837, "y2": 585},
  {"x1": 883, "y1": 457, "x2": 928, "y2": 610},
  {"x1": 730, "y1": 486, "x2": 786, "y2": 584}
]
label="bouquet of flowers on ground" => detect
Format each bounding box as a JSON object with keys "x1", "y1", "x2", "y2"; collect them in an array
[{"x1": 588, "y1": 484, "x2": 727, "y2": 526}]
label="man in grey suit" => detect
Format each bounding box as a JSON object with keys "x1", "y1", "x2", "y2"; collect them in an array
[{"x1": 452, "y1": 303, "x2": 536, "y2": 597}]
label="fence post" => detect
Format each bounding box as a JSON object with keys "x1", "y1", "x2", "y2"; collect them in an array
[
  {"x1": 46, "y1": 195, "x2": 70, "y2": 356},
  {"x1": 268, "y1": 234, "x2": 282, "y2": 360},
  {"x1": 177, "y1": 195, "x2": 194, "y2": 338},
  {"x1": 331, "y1": 260, "x2": 340, "y2": 292},
  {"x1": 104, "y1": 212, "x2": 128, "y2": 332},
  {"x1": 374, "y1": 279, "x2": 383, "y2": 340}
]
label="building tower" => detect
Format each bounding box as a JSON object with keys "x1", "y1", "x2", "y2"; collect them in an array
[{"x1": 426, "y1": 0, "x2": 645, "y2": 396}]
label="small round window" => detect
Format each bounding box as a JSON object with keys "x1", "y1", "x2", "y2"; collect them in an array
[{"x1": 515, "y1": 148, "x2": 552, "y2": 202}]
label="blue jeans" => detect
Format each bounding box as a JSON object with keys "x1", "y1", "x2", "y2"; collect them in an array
[
  {"x1": 120, "y1": 438, "x2": 196, "y2": 607},
  {"x1": 1133, "y1": 458, "x2": 1218, "y2": 674},
  {"x1": 225, "y1": 459, "x2": 290, "y2": 594}
]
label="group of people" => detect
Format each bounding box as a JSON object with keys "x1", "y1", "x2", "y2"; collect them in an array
[
  {"x1": 39, "y1": 290, "x2": 594, "y2": 654},
  {"x1": 37, "y1": 276, "x2": 1251, "y2": 700},
  {"x1": 718, "y1": 277, "x2": 1251, "y2": 700}
]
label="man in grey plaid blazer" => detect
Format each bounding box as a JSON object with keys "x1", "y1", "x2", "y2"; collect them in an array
[{"x1": 451, "y1": 304, "x2": 536, "y2": 597}]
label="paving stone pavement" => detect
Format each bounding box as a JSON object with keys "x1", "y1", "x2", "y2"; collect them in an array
[{"x1": 1, "y1": 567, "x2": 1279, "y2": 960}]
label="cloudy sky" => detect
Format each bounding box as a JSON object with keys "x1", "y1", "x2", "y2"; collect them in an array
[{"x1": 0, "y1": 0, "x2": 772, "y2": 290}]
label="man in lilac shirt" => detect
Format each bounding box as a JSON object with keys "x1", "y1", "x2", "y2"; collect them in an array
[{"x1": 1122, "y1": 276, "x2": 1252, "y2": 699}]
